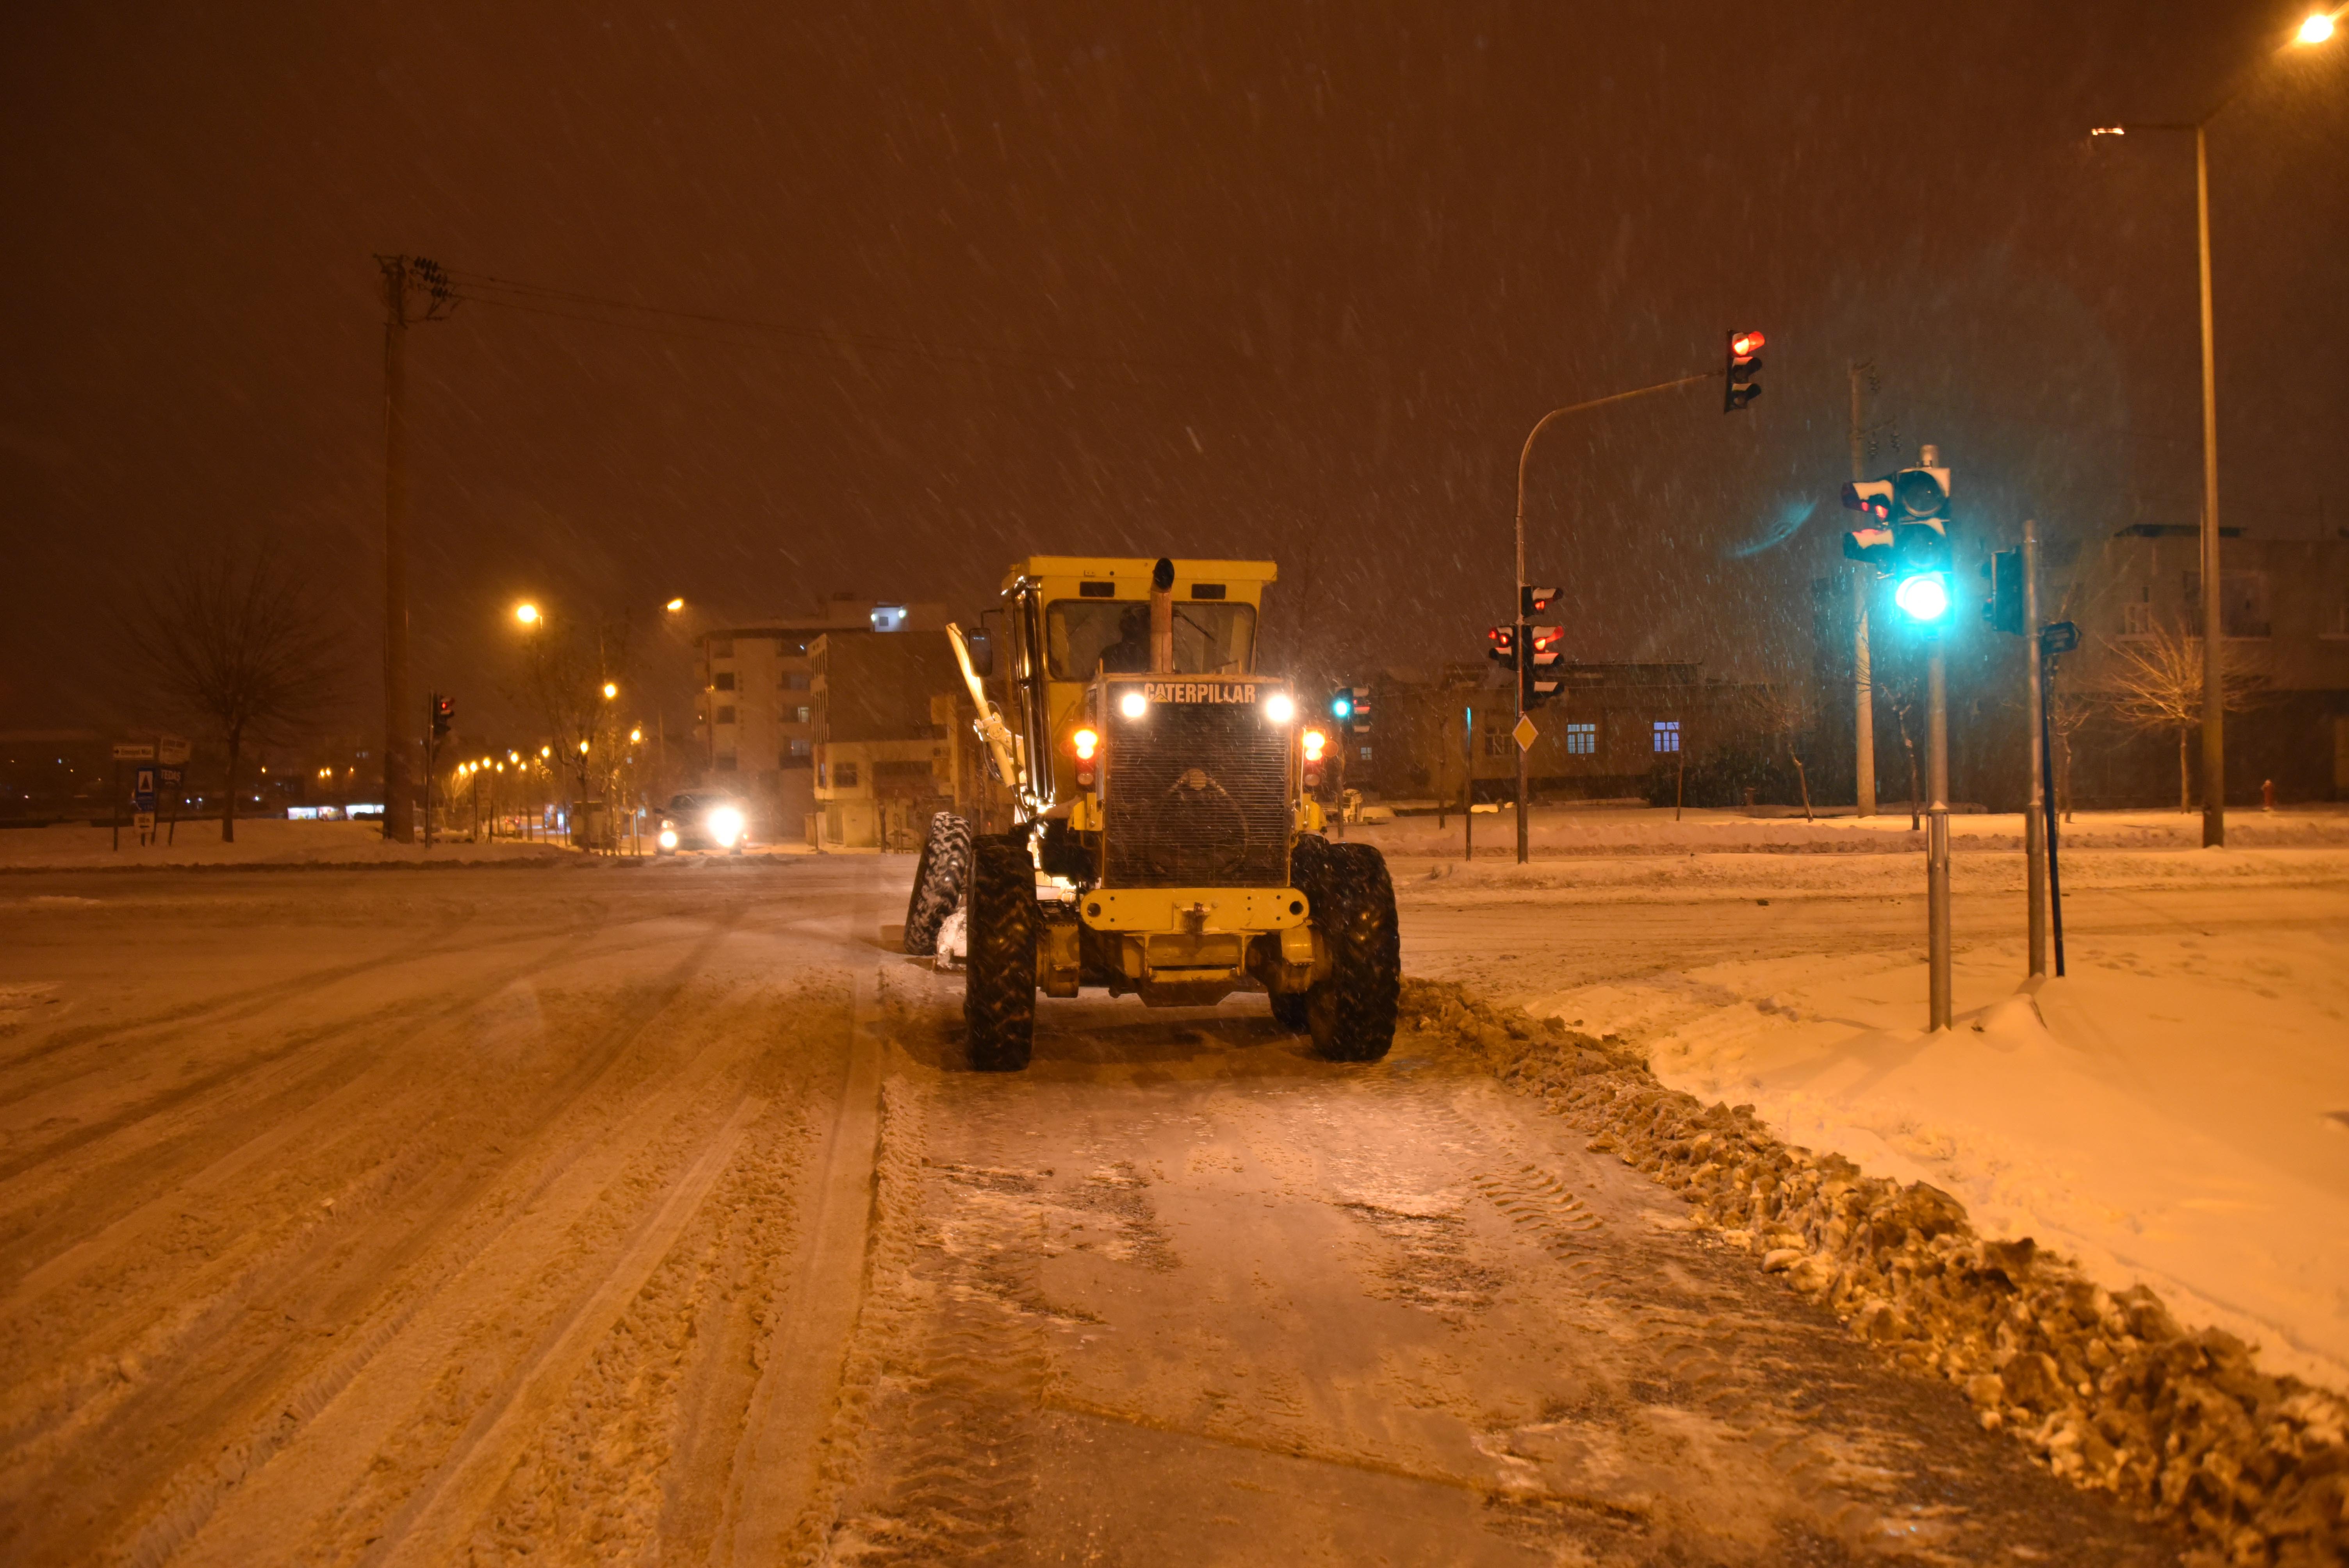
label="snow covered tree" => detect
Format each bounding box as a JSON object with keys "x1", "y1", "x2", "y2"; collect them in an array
[{"x1": 128, "y1": 549, "x2": 343, "y2": 843}]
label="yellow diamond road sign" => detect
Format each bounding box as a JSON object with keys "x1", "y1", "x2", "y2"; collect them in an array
[{"x1": 1512, "y1": 715, "x2": 1538, "y2": 751}]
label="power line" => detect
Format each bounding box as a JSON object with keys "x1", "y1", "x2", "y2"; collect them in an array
[{"x1": 438, "y1": 264, "x2": 1207, "y2": 383}]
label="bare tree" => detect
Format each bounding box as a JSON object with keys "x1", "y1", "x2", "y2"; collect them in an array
[
  {"x1": 2050, "y1": 687, "x2": 2096, "y2": 823},
  {"x1": 2101, "y1": 625, "x2": 2265, "y2": 812},
  {"x1": 510, "y1": 612, "x2": 633, "y2": 846},
  {"x1": 1748, "y1": 684, "x2": 1813, "y2": 820},
  {"x1": 127, "y1": 550, "x2": 343, "y2": 843}
]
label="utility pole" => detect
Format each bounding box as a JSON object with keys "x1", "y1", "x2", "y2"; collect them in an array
[
  {"x1": 380, "y1": 256, "x2": 413, "y2": 842},
  {"x1": 374, "y1": 255, "x2": 455, "y2": 845},
  {"x1": 2022, "y1": 519, "x2": 2048, "y2": 978},
  {"x1": 1849, "y1": 364, "x2": 1877, "y2": 817}
]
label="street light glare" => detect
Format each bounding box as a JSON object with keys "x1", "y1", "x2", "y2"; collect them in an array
[
  {"x1": 2299, "y1": 13, "x2": 2335, "y2": 43},
  {"x1": 665, "y1": 597, "x2": 685, "y2": 612},
  {"x1": 602, "y1": 682, "x2": 618, "y2": 699},
  {"x1": 514, "y1": 602, "x2": 540, "y2": 625},
  {"x1": 2090, "y1": 125, "x2": 2126, "y2": 137}
]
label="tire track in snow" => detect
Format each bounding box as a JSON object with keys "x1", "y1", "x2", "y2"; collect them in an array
[{"x1": 0, "y1": 912, "x2": 754, "y2": 1568}]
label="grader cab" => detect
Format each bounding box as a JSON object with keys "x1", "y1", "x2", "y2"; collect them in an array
[{"x1": 903, "y1": 555, "x2": 1399, "y2": 1071}]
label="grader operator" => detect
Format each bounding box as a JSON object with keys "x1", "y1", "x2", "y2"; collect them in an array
[{"x1": 903, "y1": 556, "x2": 1400, "y2": 1071}]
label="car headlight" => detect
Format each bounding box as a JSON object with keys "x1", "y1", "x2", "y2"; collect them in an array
[
  {"x1": 707, "y1": 806, "x2": 745, "y2": 846},
  {"x1": 658, "y1": 828, "x2": 678, "y2": 849}
]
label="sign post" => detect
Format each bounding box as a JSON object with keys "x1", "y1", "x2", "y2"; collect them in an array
[
  {"x1": 110, "y1": 743, "x2": 155, "y2": 852},
  {"x1": 132, "y1": 764, "x2": 158, "y2": 845}
]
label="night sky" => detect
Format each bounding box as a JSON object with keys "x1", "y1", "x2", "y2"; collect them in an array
[{"x1": 4, "y1": 3, "x2": 2344, "y2": 741}]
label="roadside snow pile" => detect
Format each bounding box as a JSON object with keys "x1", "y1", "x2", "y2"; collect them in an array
[
  {"x1": 1348, "y1": 804, "x2": 2349, "y2": 859},
  {"x1": 0, "y1": 820, "x2": 568, "y2": 870},
  {"x1": 1401, "y1": 977, "x2": 2349, "y2": 1565}
]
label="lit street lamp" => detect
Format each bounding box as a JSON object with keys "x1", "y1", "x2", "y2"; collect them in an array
[
  {"x1": 514, "y1": 602, "x2": 540, "y2": 626},
  {"x1": 2089, "y1": 8, "x2": 2338, "y2": 847}
]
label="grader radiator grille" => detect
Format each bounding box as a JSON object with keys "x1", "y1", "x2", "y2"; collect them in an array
[{"x1": 1101, "y1": 681, "x2": 1291, "y2": 889}]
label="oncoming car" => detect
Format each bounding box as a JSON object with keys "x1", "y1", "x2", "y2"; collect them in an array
[{"x1": 656, "y1": 792, "x2": 750, "y2": 855}]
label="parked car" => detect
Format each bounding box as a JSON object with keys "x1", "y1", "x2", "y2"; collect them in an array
[{"x1": 656, "y1": 791, "x2": 749, "y2": 854}]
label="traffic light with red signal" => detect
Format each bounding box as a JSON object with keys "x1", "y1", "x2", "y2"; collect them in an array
[
  {"x1": 1724, "y1": 330, "x2": 1764, "y2": 412},
  {"x1": 1524, "y1": 625, "x2": 1566, "y2": 709},
  {"x1": 431, "y1": 693, "x2": 454, "y2": 738}
]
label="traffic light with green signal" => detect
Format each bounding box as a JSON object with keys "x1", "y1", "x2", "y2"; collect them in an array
[{"x1": 1841, "y1": 451, "x2": 1953, "y2": 625}]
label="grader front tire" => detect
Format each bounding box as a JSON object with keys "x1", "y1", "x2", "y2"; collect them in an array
[
  {"x1": 1302, "y1": 842, "x2": 1399, "y2": 1063},
  {"x1": 964, "y1": 833, "x2": 1037, "y2": 1072}
]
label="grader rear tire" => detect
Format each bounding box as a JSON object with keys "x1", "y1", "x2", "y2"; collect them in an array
[
  {"x1": 964, "y1": 833, "x2": 1037, "y2": 1071},
  {"x1": 1302, "y1": 842, "x2": 1398, "y2": 1062},
  {"x1": 903, "y1": 811, "x2": 971, "y2": 955}
]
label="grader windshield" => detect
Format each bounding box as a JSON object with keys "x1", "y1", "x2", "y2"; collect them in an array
[{"x1": 1044, "y1": 600, "x2": 1255, "y2": 677}]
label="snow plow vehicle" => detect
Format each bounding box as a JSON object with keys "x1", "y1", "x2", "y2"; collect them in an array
[{"x1": 903, "y1": 555, "x2": 1399, "y2": 1071}]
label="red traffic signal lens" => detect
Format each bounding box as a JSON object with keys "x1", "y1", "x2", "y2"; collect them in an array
[{"x1": 1731, "y1": 331, "x2": 1764, "y2": 356}]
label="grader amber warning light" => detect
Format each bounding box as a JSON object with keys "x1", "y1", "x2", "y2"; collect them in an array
[{"x1": 903, "y1": 555, "x2": 1400, "y2": 1071}]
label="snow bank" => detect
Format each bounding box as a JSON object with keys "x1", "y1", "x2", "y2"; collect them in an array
[
  {"x1": 1520, "y1": 930, "x2": 2349, "y2": 1396},
  {"x1": 1344, "y1": 803, "x2": 2349, "y2": 859},
  {"x1": 1400, "y1": 980, "x2": 2349, "y2": 1563},
  {"x1": 0, "y1": 819, "x2": 570, "y2": 870}
]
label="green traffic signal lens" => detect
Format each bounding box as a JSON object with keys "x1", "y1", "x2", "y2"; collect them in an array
[
  {"x1": 1895, "y1": 573, "x2": 1951, "y2": 622},
  {"x1": 1331, "y1": 695, "x2": 1353, "y2": 719}
]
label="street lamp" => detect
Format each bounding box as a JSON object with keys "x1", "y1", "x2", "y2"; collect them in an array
[
  {"x1": 2089, "y1": 9, "x2": 2337, "y2": 847},
  {"x1": 666, "y1": 598, "x2": 685, "y2": 613},
  {"x1": 602, "y1": 682, "x2": 618, "y2": 700},
  {"x1": 514, "y1": 602, "x2": 540, "y2": 626}
]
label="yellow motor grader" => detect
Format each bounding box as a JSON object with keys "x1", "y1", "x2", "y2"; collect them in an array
[{"x1": 902, "y1": 556, "x2": 1399, "y2": 1071}]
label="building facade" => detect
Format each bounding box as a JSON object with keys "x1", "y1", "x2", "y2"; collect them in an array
[{"x1": 692, "y1": 595, "x2": 946, "y2": 837}]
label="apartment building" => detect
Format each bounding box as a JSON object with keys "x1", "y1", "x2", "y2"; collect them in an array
[{"x1": 693, "y1": 595, "x2": 946, "y2": 836}]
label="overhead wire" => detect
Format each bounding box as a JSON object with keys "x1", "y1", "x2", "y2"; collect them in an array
[{"x1": 438, "y1": 264, "x2": 1204, "y2": 383}]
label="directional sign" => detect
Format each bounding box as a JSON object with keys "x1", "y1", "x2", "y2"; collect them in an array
[
  {"x1": 112, "y1": 743, "x2": 155, "y2": 761},
  {"x1": 158, "y1": 736, "x2": 191, "y2": 765},
  {"x1": 1512, "y1": 714, "x2": 1538, "y2": 751}
]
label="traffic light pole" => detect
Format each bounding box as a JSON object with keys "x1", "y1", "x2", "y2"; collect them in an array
[
  {"x1": 1510, "y1": 368, "x2": 1715, "y2": 864},
  {"x1": 1925, "y1": 638, "x2": 1953, "y2": 1031}
]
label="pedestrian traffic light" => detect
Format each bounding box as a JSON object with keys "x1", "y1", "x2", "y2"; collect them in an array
[
  {"x1": 1981, "y1": 549, "x2": 2024, "y2": 635},
  {"x1": 1724, "y1": 330, "x2": 1764, "y2": 413},
  {"x1": 1486, "y1": 626, "x2": 1517, "y2": 669},
  {"x1": 1520, "y1": 584, "x2": 1560, "y2": 619},
  {"x1": 431, "y1": 693, "x2": 453, "y2": 738}
]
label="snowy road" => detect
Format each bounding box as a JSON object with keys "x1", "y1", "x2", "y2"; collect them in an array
[{"x1": 1, "y1": 860, "x2": 2183, "y2": 1564}]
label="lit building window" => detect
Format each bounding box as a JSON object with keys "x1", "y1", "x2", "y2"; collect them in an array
[
  {"x1": 1566, "y1": 722, "x2": 1597, "y2": 755},
  {"x1": 1359, "y1": 745, "x2": 1372, "y2": 761},
  {"x1": 1653, "y1": 720, "x2": 1680, "y2": 753},
  {"x1": 870, "y1": 605, "x2": 909, "y2": 633}
]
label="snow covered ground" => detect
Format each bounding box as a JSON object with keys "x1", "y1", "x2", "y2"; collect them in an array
[{"x1": 1390, "y1": 820, "x2": 2349, "y2": 1394}]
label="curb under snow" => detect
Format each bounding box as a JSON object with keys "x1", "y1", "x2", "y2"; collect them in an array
[{"x1": 1399, "y1": 978, "x2": 2349, "y2": 1567}]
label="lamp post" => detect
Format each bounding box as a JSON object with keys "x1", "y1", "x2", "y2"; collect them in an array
[{"x1": 2089, "y1": 7, "x2": 2339, "y2": 846}]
